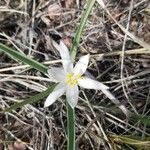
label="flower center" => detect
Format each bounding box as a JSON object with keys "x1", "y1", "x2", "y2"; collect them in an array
[{"x1": 66, "y1": 73, "x2": 81, "y2": 87}]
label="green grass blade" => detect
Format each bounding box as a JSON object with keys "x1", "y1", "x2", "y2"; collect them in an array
[
  {"x1": 70, "y1": 0, "x2": 96, "y2": 60},
  {"x1": 0, "y1": 42, "x2": 48, "y2": 74},
  {"x1": 67, "y1": 103, "x2": 75, "y2": 150},
  {"x1": 132, "y1": 114, "x2": 150, "y2": 126},
  {"x1": 3, "y1": 84, "x2": 56, "y2": 112},
  {"x1": 67, "y1": 0, "x2": 96, "y2": 150},
  {"x1": 110, "y1": 134, "x2": 150, "y2": 149}
]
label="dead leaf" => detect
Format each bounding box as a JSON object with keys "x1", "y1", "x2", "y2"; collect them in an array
[
  {"x1": 8, "y1": 141, "x2": 26, "y2": 150},
  {"x1": 61, "y1": 0, "x2": 75, "y2": 8},
  {"x1": 41, "y1": 3, "x2": 62, "y2": 25}
]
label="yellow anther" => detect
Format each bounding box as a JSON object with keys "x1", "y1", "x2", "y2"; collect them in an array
[{"x1": 66, "y1": 73, "x2": 81, "y2": 87}]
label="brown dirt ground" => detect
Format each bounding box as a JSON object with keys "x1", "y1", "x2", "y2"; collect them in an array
[{"x1": 0, "y1": 0, "x2": 150, "y2": 149}]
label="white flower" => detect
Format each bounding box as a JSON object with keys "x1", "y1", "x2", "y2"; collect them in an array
[{"x1": 44, "y1": 41, "x2": 129, "y2": 115}]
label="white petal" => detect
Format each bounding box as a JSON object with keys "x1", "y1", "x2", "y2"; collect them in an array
[
  {"x1": 44, "y1": 83, "x2": 66, "y2": 107},
  {"x1": 73, "y1": 54, "x2": 90, "y2": 75},
  {"x1": 53, "y1": 40, "x2": 73, "y2": 73},
  {"x1": 100, "y1": 89, "x2": 119, "y2": 104},
  {"x1": 47, "y1": 67, "x2": 65, "y2": 82},
  {"x1": 100, "y1": 89, "x2": 129, "y2": 116},
  {"x1": 119, "y1": 105, "x2": 129, "y2": 116},
  {"x1": 66, "y1": 85, "x2": 79, "y2": 108},
  {"x1": 78, "y1": 77, "x2": 109, "y2": 90}
]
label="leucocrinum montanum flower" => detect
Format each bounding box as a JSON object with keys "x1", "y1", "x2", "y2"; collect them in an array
[{"x1": 44, "y1": 41, "x2": 129, "y2": 116}]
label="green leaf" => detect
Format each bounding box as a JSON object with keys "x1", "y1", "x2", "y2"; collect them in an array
[
  {"x1": 4, "y1": 84, "x2": 57, "y2": 112},
  {"x1": 70, "y1": 0, "x2": 96, "y2": 60},
  {"x1": 67, "y1": 103, "x2": 75, "y2": 150},
  {"x1": 0, "y1": 42, "x2": 48, "y2": 74},
  {"x1": 110, "y1": 134, "x2": 150, "y2": 149},
  {"x1": 67, "y1": 1, "x2": 96, "y2": 150},
  {"x1": 132, "y1": 114, "x2": 150, "y2": 126}
]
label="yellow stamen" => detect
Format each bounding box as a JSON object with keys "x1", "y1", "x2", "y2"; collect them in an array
[{"x1": 66, "y1": 73, "x2": 81, "y2": 87}]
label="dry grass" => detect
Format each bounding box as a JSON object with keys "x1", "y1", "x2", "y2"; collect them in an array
[{"x1": 0, "y1": 0, "x2": 150, "y2": 149}]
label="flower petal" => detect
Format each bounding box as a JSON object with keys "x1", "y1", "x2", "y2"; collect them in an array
[
  {"x1": 53, "y1": 40, "x2": 73, "y2": 73},
  {"x1": 78, "y1": 77, "x2": 109, "y2": 90},
  {"x1": 47, "y1": 67, "x2": 66, "y2": 82},
  {"x1": 73, "y1": 54, "x2": 90, "y2": 75},
  {"x1": 66, "y1": 85, "x2": 79, "y2": 108},
  {"x1": 100, "y1": 89, "x2": 129, "y2": 116},
  {"x1": 44, "y1": 83, "x2": 66, "y2": 107}
]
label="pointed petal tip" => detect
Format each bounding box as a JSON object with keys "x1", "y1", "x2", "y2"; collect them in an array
[
  {"x1": 53, "y1": 40, "x2": 72, "y2": 72},
  {"x1": 44, "y1": 101, "x2": 50, "y2": 108},
  {"x1": 52, "y1": 40, "x2": 59, "y2": 49},
  {"x1": 43, "y1": 83, "x2": 66, "y2": 108},
  {"x1": 119, "y1": 105, "x2": 129, "y2": 116},
  {"x1": 82, "y1": 54, "x2": 90, "y2": 60},
  {"x1": 73, "y1": 54, "x2": 90, "y2": 75},
  {"x1": 83, "y1": 54, "x2": 90, "y2": 61},
  {"x1": 59, "y1": 40, "x2": 65, "y2": 46},
  {"x1": 44, "y1": 104, "x2": 47, "y2": 108},
  {"x1": 43, "y1": 97, "x2": 55, "y2": 108},
  {"x1": 86, "y1": 54, "x2": 90, "y2": 58}
]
